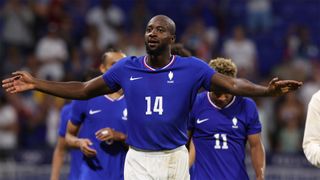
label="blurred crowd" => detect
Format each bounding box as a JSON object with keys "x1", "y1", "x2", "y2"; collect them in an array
[{"x1": 0, "y1": 0, "x2": 319, "y2": 165}]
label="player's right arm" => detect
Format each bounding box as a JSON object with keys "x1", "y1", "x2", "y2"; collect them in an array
[
  {"x1": 303, "y1": 91, "x2": 320, "y2": 167},
  {"x1": 65, "y1": 121, "x2": 97, "y2": 157},
  {"x1": 2, "y1": 71, "x2": 114, "y2": 99},
  {"x1": 50, "y1": 137, "x2": 67, "y2": 180}
]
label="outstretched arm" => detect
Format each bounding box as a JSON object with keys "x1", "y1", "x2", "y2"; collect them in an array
[
  {"x1": 210, "y1": 73, "x2": 302, "y2": 97},
  {"x1": 248, "y1": 133, "x2": 265, "y2": 180},
  {"x1": 2, "y1": 71, "x2": 114, "y2": 99}
]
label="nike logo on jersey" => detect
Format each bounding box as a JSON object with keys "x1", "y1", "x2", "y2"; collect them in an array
[
  {"x1": 89, "y1": 109, "x2": 102, "y2": 115},
  {"x1": 196, "y1": 118, "x2": 209, "y2": 124},
  {"x1": 130, "y1": 76, "x2": 143, "y2": 81}
]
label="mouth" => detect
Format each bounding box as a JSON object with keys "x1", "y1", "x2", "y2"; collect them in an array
[{"x1": 147, "y1": 39, "x2": 159, "y2": 47}]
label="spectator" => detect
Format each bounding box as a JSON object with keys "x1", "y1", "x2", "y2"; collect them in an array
[
  {"x1": 223, "y1": 25, "x2": 257, "y2": 79},
  {"x1": 2, "y1": 0, "x2": 34, "y2": 50},
  {"x1": 0, "y1": 95, "x2": 18, "y2": 160},
  {"x1": 86, "y1": 0, "x2": 125, "y2": 49},
  {"x1": 246, "y1": 0, "x2": 272, "y2": 33},
  {"x1": 35, "y1": 23, "x2": 69, "y2": 81}
]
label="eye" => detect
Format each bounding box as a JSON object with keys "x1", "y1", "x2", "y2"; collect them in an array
[
  {"x1": 157, "y1": 28, "x2": 164, "y2": 33},
  {"x1": 146, "y1": 27, "x2": 152, "y2": 33}
]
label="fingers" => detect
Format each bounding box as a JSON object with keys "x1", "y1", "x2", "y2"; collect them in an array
[
  {"x1": 80, "y1": 139, "x2": 97, "y2": 157},
  {"x1": 275, "y1": 80, "x2": 303, "y2": 89},
  {"x1": 95, "y1": 129, "x2": 112, "y2": 141},
  {"x1": 269, "y1": 77, "x2": 279, "y2": 85}
]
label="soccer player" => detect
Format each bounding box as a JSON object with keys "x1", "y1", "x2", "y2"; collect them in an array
[
  {"x1": 50, "y1": 102, "x2": 82, "y2": 180},
  {"x1": 2, "y1": 15, "x2": 302, "y2": 180},
  {"x1": 188, "y1": 58, "x2": 265, "y2": 180},
  {"x1": 66, "y1": 50, "x2": 127, "y2": 179},
  {"x1": 50, "y1": 70, "x2": 102, "y2": 180},
  {"x1": 303, "y1": 90, "x2": 320, "y2": 167}
]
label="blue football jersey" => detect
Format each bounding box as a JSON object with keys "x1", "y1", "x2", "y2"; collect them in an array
[
  {"x1": 189, "y1": 92, "x2": 261, "y2": 180},
  {"x1": 70, "y1": 95, "x2": 127, "y2": 180},
  {"x1": 102, "y1": 55, "x2": 215, "y2": 150},
  {"x1": 58, "y1": 103, "x2": 83, "y2": 180}
]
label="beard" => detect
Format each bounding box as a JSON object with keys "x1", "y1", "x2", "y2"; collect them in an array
[{"x1": 145, "y1": 41, "x2": 167, "y2": 56}]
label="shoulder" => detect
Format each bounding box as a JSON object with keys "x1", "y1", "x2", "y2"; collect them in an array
[
  {"x1": 113, "y1": 56, "x2": 144, "y2": 67},
  {"x1": 176, "y1": 56, "x2": 210, "y2": 69},
  {"x1": 310, "y1": 90, "x2": 320, "y2": 106},
  {"x1": 239, "y1": 97, "x2": 258, "y2": 110},
  {"x1": 312, "y1": 90, "x2": 320, "y2": 101},
  {"x1": 193, "y1": 92, "x2": 208, "y2": 106}
]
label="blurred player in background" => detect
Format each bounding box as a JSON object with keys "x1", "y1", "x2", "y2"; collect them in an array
[
  {"x1": 65, "y1": 49, "x2": 127, "y2": 180},
  {"x1": 50, "y1": 70, "x2": 101, "y2": 180},
  {"x1": 2, "y1": 15, "x2": 302, "y2": 180},
  {"x1": 188, "y1": 58, "x2": 265, "y2": 180},
  {"x1": 303, "y1": 90, "x2": 320, "y2": 167}
]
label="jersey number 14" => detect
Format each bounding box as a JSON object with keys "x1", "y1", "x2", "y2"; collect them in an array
[{"x1": 145, "y1": 96, "x2": 163, "y2": 115}]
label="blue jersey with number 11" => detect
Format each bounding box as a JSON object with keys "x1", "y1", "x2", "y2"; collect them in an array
[
  {"x1": 189, "y1": 92, "x2": 262, "y2": 180},
  {"x1": 103, "y1": 55, "x2": 215, "y2": 150}
]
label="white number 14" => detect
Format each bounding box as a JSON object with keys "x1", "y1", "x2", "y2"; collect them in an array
[{"x1": 145, "y1": 96, "x2": 163, "y2": 115}]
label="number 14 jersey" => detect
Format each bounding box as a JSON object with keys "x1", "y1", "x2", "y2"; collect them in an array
[{"x1": 103, "y1": 55, "x2": 215, "y2": 151}]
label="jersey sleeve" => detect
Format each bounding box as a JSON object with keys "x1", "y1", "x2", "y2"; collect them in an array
[
  {"x1": 192, "y1": 57, "x2": 216, "y2": 91},
  {"x1": 70, "y1": 100, "x2": 87, "y2": 125},
  {"x1": 102, "y1": 57, "x2": 128, "y2": 92},
  {"x1": 58, "y1": 104, "x2": 71, "y2": 137},
  {"x1": 188, "y1": 110, "x2": 196, "y2": 131},
  {"x1": 246, "y1": 99, "x2": 262, "y2": 135}
]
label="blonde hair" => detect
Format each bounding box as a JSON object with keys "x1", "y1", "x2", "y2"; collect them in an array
[{"x1": 209, "y1": 57, "x2": 237, "y2": 77}]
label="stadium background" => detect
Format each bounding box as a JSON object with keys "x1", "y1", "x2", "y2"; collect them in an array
[{"x1": 0, "y1": 0, "x2": 319, "y2": 179}]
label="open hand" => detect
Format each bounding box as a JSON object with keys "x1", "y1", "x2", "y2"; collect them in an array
[
  {"x1": 267, "y1": 77, "x2": 303, "y2": 96},
  {"x1": 2, "y1": 71, "x2": 35, "y2": 93},
  {"x1": 79, "y1": 138, "x2": 97, "y2": 157}
]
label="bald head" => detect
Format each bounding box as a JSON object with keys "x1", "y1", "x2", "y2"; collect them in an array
[{"x1": 148, "y1": 15, "x2": 176, "y2": 35}]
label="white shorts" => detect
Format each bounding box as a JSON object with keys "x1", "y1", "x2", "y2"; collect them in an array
[{"x1": 124, "y1": 145, "x2": 190, "y2": 180}]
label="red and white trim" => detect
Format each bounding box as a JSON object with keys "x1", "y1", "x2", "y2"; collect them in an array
[
  {"x1": 207, "y1": 92, "x2": 236, "y2": 110},
  {"x1": 143, "y1": 55, "x2": 176, "y2": 71}
]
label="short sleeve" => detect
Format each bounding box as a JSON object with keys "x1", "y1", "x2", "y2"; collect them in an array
[
  {"x1": 192, "y1": 57, "x2": 215, "y2": 91},
  {"x1": 102, "y1": 57, "x2": 128, "y2": 92},
  {"x1": 188, "y1": 111, "x2": 196, "y2": 131},
  {"x1": 70, "y1": 100, "x2": 87, "y2": 125},
  {"x1": 246, "y1": 99, "x2": 262, "y2": 135},
  {"x1": 58, "y1": 104, "x2": 72, "y2": 137}
]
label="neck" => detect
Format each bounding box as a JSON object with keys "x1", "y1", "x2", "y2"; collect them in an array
[
  {"x1": 209, "y1": 92, "x2": 234, "y2": 109},
  {"x1": 106, "y1": 89, "x2": 124, "y2": 99},
  {"x1": 146, "y1": 49, "x2": 171, "y2": 69}
]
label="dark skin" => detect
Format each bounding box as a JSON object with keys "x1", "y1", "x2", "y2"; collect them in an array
[{"x1": 2, "y1": 15, "x2": 302, "y2": 99}]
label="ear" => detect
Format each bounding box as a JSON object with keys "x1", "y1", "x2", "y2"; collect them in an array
[{"x1": 171, "y1": 35, "x2": 176, "y2": 43}]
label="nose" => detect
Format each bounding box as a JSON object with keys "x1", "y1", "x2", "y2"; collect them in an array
[{"x1": 148, "y1": 29, "x2": 157, "y2": 37}]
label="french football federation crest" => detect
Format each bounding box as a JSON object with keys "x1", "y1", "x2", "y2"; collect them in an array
[
  {"x1": 232, "y1": 117, "x2": 238, "y2": 128},
  {"x1": 122, "y1": 108, "x2": 128, "y2": 120},
  {"x1": 167, "y1": 71, "x2": 174, "y2": 83}
]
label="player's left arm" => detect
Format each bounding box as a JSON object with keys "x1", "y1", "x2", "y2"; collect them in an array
[
  {"x1": 210, "y1": 73, "x2": 302, "y2": 97},
  {"x1": 248, "y1": 133, "x2": 265, "y2": 180},
  {"x1": 50, "y1": 137, "x2": 67, "y2": 180},
  {"x1": 188, "y1": 138, "x2": 196, "y2": 168}
]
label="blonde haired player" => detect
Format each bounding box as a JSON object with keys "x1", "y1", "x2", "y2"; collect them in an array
[{"x1": 188, "y1": 58, "x2": 265, "y2": 180}]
